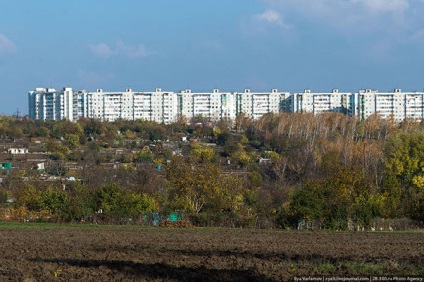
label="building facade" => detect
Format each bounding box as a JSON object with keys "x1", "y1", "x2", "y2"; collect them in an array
[
  {"x1": 178, "y1": 89, "x2": 237, "y2": 121},
  {"x1": 292, "y1": 89, "x2": 350, "y2": 115},
  {"x1": 28, "y1": 87, "x2": 424, "y2": 123},
  {"x1": 29, "y1": 87, "x2": 74, "y2": 121},
  {"x1": 236, "y1": 89, "x2": 288, "y2": 120}
]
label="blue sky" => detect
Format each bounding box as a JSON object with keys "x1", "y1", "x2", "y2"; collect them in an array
[{"x1": 1, "y1": 0, "x2": 424, "y2": 115}]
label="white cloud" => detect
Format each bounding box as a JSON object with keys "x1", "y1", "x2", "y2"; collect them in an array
[
  {"x1": 244, "y1": 9, "x2": 292, "y2": 36},
  {"x1": 89, "y1": 41, "x2": 148, "y2": 59},
  {"x1": 353, "y1": 0, "x2": 409, "y2": 13},
  {"x1": 254, "y1": 0, "x2": 424, "y2": 60},
  {"x1": 254, "y1": 10, "x2": 288, "y2": 27},
  {"x1": 265, "y1": 0, "x2": 410, "y2": 14},
  {"x1": 0, "y1": 34, "x2": 16, "y2": 54},
  {"x1": 89, "y1": 43, "x2": 114, "y2": 58},
  {"x1": 261, "y1": 0, "x2": 421, "y2": 35}
]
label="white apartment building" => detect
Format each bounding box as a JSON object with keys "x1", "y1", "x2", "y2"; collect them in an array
[
  {"x1": 404, "y1": 91, "x2": 424, "y2": 120},
  {"x1": 132, "y1": 88, "x2": 178, "y2": 123},
  {"x1": 28, "y1": 87, "x2": 74, "y2": 121},
  {"x1": 237, "y1": 89, "x2": 287, "y2": 120},
  {"x1": 29, "y1": 86, "x2": 424, "y2": 123},
  {"x1": 292, "y1": 89, "x2": 350, "y2": 115},
  {"x1": 179, "y1": 89, "x2": 237, "y2": 121},
  {"x1": 88, "y1": 88, "x2": 178, "y2": 123},
  {"x1": 29, "y1": 87, "x2": 179, "y2": 123},
  {"x1": 357, "y1": 89, "x2": 424, "y2": 122}
]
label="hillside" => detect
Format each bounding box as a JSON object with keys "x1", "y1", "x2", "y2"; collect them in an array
[{"x1": 0, "y1": 113, "x2": 423, "y2": 229}]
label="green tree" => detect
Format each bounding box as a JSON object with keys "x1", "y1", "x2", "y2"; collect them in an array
[
  {"x1": 350, "y1": 194, "x2": 382, "y2": 228},
  {"x1": 380, "y1": 172, "x2": 402, "y2": 218},
  {"x1": 288, "y1": 181, "x2": 324, "y2": 226},
  {"x1": 93, "y1": 183, "x2": 124, "y2": 215},
  {"x1": 137, "y1": 148, "x2": 154, "y2": 163},
  {"x1": 41, "y1": 187, "x2": 70, "y2": 215},
  {"x1": 123, "y1": 193, "x2": 158, "y2": 214},
  {"x1": 36, "y1": 126, "x2": 50, "y2": 137},
  {"x1": 286, "y1": 166, "x2": 374, "y2": 230},
  {"x1": 407, "y1": 190, "x2": 424, "y2": 221},
  {"x1": 66, "y1": 134, "x2": 80, "y2": 149}
]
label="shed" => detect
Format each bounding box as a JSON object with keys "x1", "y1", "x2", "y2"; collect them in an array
[
  {"x1": 8, "y1": 148, "x2": 29, "y2": 154},
  {"x1": 0, "y1": 163, "x2": 12, "y2": 170}
]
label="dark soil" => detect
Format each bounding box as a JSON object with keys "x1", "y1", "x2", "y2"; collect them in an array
[{"x1": 0, "y1": 224, "x2": 422, "y2": 281}]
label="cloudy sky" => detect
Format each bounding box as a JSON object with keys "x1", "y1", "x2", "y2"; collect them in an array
[{"x1": 1, "y1": 0, "x2": 424, "y2": 115}]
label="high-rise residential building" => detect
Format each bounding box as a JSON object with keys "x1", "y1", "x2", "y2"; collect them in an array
[
  {"x1": 291, "y1": 89, "x2": 350, "y2": 115},
  {"x1": 28, "y1": 86, "x2": 424, "y2": 123},
  {"x1": 236, "y1": 89, "x2": 288, "y2": 120},
  {"x1": 356, "y1": 89, "x2": 424, "y2": 122},
  {"x1": 404, "y1": 91, "x2": 424, "y2": 120},
  {"x1": 178, "y1": 89, "x2": 237, "y2": 121},
  {"x1": 29, "y1": 87, "x2": 74, "y2": 121},
  {"x1": 30, "y1": 87, "x2": 179, "y2": 123},
  {"x1": 90, "y1": 88, "x2": 179, "y2": 123}
]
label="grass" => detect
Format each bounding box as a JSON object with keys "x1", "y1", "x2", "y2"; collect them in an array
[
  {"x1": 316, "y1": 263, "x2": 337, "y2": 272},
  {"x1": 344, "y1": 262, "x2": 386, "y2": 275},
  {"x1": 0, "y1": 221, "x2": 145, "y2": 229},
  {"x1": 1, "y1": 221, "x2": 424, "y2": 234}
]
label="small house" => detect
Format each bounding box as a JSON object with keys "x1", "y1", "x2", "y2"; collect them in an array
[
  {"x1": 36, "y1": 163, "x2": 45, "y2": 172},
  {"x1": 8, "y1": 148, "x2": 29, "y2": 154}
]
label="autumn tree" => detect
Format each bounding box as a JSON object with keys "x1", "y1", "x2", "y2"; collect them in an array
[
  {"x1": 384, "y1": 131, "x2": 424, "y2": 220},
  {"x1": 190, "y1": 143, "x2": 215, "y2": 163},
  {"x1": 166, "y1": 156, "x2": 222, "y2": 213},
  {"x1": 385, "y1": 132, "x2": 424, "y2": 188}
]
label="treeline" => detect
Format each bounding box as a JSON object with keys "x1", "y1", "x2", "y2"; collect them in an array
[{"x1": 0, "y1": 113, "x2": 423, "y2": 228}]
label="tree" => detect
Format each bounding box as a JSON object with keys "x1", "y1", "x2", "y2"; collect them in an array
[
  {"x1": 190, "y1": 143, "x2": 215, "y2": 163},
  {"x1": 47, "y1": 162, "x2": 68, "y2": 176},
  {"x1": 66, "y1": 134, "x2": 80, "y2": 149},
  {"x1": 230, "y1": 149, "x2": 252, "y2": 168},
  {"x1": 285, "y1": 166, "x2": 375, "y2": 230},
  {"x1": 36, "y1": 126, "x2": 50, "y2": 137},
  {"x1": 166, "y1": 157, "x2": 221, "y2": 213},
  {"x1": 350, "y1": 194, "x2": 382, "y2": 228},
  {"x1": 235, "y1": 113, "x2": 252, "y2": 133},
  {"x1": 15, "y1": 184, "x2": 43, "y2": 211},
  {"x1": 123, "y1": 192, "x2": 158, "y2": 214},
  {"x1": 7, "y1": 126, "x2": 24, "y2": 139},
  {"x1": 93, "y1": 183, "x2": 125, "y2": 215},
  {"x1": 407, "y1": 190, "x2": 424, "y2": 221},
  {"x1": 385, "y1": 132, "x2": 424, "y2": 188},
  {"x1": 214, "y1": 174, "x2": 244, "y2": 212},
  {"x1": 46, "y1": 141, "x2": 69, "y2": 160},
  {"x1": 41, "y1": 186, "x2": 70, "y2": 215},
  {"x1": 288, "y1": 181, "x2": 324, "y2": 227},
  {"x1": 136, "y1": 148, "x2": 154, "y2": 163},
  {"x1": 380, "y1": 172, "x2": 402, "y2": 218},
  {"x1": 124, "y1": 129, "x2": 137, "y2": 140}
]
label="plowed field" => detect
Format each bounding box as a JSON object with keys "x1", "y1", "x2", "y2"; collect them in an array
[{"x1": 0, "y1": 224, "x2": 422, "y2": 281}]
